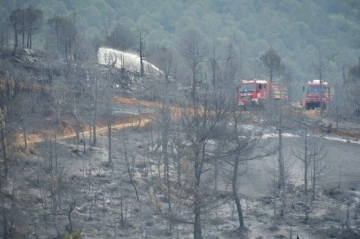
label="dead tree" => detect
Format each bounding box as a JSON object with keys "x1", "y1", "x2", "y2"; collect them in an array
[
  {"x1": 293, "y1": 132, "x2": 330, "y2": 223},
  {"x1": 149, "y1": 48, "x2": 176, "y2": 206},
  {"x1": 9, "y1": 6, "x2": 42, "y2": 51},
  {"x1": 283, "y1": 67, "x2": 293, "y2": 115},
  {"x1": 46, "y1": 15, "x2": 65, "y2": 52},
  {"x1": 179, "y1": 28, "x2": 208, "y2": 98},
  {"x1": 138, "y1": 29, "x2": 145, "y2": 76},
  {"x1": 67, "y1": 65, "x2": 82, "y2": 146},
  {"x1": 92, "y1": 75, "x2": 98, "y2": 146},
  {"x1": 25, "y1": 5, "x2": 43, "y2": 49},
  {"x1": 260, "y1": 47, "x2": 282, "y2": 84},
  {"x1": 158, "y1": 84, "x2": 172, "y2": 211},
  {"x1": 264, "y1": 100, "x2": 286, "y2": 204},
  {"x1": 309, "y1": 137, "x2": 330, "y2": 201},
  {"x1": 47, "y1": 14, "x2": 77, "y2": 63},
  {"x1": 151, "y1": 67, "x2": 180, "y2": 211},
  {"x1": 223, "y1": 35, "x2": 239, "y2": 92},
  {"x1": 105, "y1": 56, "x2": 116, "y2": 165},
  {"x1": 66, "y1": 197, "x2": 77, "y2": 234},
  {"x1": 152, "y1": 45, "x2": 175, "y2": 82},
  {"x1": 1, "y1": 195, "x2": 8, "y2": 239},
  {"x1": 293, "y1": 132, "x2": 312, "y2": 223},
  {"x1": 122, "y1": 138, "x2": 139, "y2": 201},
  {"x1": 180, "y1": 88, "x2": 229, "y2": 239},
  {"x1": 312, "y1": 49, "x2": 329, "y2": 119},
  {"x1": 277, "y1": 100, "x2": 286, "y2": 217},
  {"x1": 0, "y1": 107, "x2": 8, "y2": 179},
  {"x1": 0, "y1": 21, "x2": 10, "y2": 48},
  {"x1": 10, "y1": 92, "x2": 35, "y2": 149},
  {"x1": 106, "y1": 78, "x2": 113, "y2": 165},
  {"x1": 208, "y1": 39, "x2": 221, "y2": 89},
  {"x1": 169, "y1": 119, "x2": 186, "y2": 187},
  {"x1": 260, "y1": 47, "x2": 282, "y2": 98},
  {"x1": 51, "y1": 78, "x2": 66, "y2": 126},
  {"x1": 9, "y1": 8, "x2": 22, "y2": 54},
  {"x1": 225, "y1": 104, "x2": 263, "y2": 230}
]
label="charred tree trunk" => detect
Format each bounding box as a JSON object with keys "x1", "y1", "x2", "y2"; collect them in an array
[
  {"x1": 163, "y1": 132, "x2": 171, "y2": 211},
  {"x1": 161, "y1": 87, "x2": 172, "y2": 212},
  {"x1": 211, "y1": 44, "x2": 217, "y2": 89},
  {"x1": 278, "y1": 101, "x2": 286, "y2": 217},
  {"x1": 12, "y1": 25, "x2": 18, "y2": 55},
  {"x1": 232, "y1": 159, "x2": 245, "y2": 229},
  {"x1": 67, "y1": 200, "x2": 76, "y2": 233},
  {"x1": 194, "y1": 196, "x2": 202, "y2": 239},
  {"x1": 26, "y1": 31, "x2": 30, "y2": 48},
  {"x1": 0, "y1": 127, "x2": 8, "y2": 179},
  {"x1": 30, "y1": 31, "x2": 32, "y2": 49},
  {"x1": 107, "y1": 119, "x2": 112, "y2": 165},
  {"x1": 92, "y1": 77, "x2": 98, "y2": 146},
  {"x1": 75, "y1": 117, "x2": 80, "y2": 146},
  {"x1": 193, "y1": 146, "x2": 203, "y2": 239},
  {"x1": 191, "y1": 63, "x2": 197, "y2": 99},
  {"x1": 2, "y1": 197, "x2": 7, "y2": 239},
  {"x1": 54, "y1": 132, "x2": 58, "y2": 173},
  {"x1": 72, "y1": 98, "x2": 80, "y2": 147},
  {"x1": 22, "y1": 120, "x2": 27, "y2": 149},
  {"x1": 22, "y1": 28, "x2": 25, "y2": 49},
  {"x1": 304, "y1": 135, "x2": 310, "y2": 224},
  {"x1": 106, "y1": 93, "x2": 112, "y2": 165},
  {"x1": 139, "y1": 32, "x2": 144, "y2": 77},
  {"x1": 278, "y1": 110, "x2": 284, "y2": 189},
  {"x1": 214, "y1": 156, "x2": 218, "y2": 192},
  {"x1": 124, "y1": 141, "x2": 139, "y2": 201},
  {"x1": 53, "y1": 97, "x2": 60, "y2": 125},
  {"x1": 311, "y1": 146, "x2": 316, "y2": 202}
]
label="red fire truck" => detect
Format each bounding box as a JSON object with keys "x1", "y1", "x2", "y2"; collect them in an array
[
  {"x1": 302, "y1": 79, "x2": 331, "y2": 110},
  {"x1": 237, "y1": 79, "x2": 287, "y2": 107}
]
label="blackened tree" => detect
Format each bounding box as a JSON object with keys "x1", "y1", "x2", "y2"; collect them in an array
[
  {"x1": 9, "y1": 6, "x2": 43, "y2": 52},
  {"x1": 9, "y1": 8, "x2": 22, "y2": 54},
  {"x1": 179, "y1": 28, "x2": 208, "y2": 99},
  {"x1": 47, "y1": 14, "x2": 77, "y2": 63},
  {"x1": 260, "y1": 47, "x2": 282, "y2": 84},
  {"x1": 25, "y1": 5, "x2": 43, "y2": 49}
]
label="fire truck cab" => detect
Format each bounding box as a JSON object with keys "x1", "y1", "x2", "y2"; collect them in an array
[
  {"x1": 237, "y1": 79, "x2": 269, "y2": 107},
  {"x1": 303, "y1": 79, "x2": 330, "y2": 110}
]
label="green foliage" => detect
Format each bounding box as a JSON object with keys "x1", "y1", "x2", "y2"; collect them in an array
[{"x1": 0, "y1": 0, "x2": 359, "y2": 87}]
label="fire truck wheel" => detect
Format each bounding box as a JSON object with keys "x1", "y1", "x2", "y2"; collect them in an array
[
  {"x1": 305, "y1": 103, "x2": 309, "y2": 110},
  {"x1": 239, "y1": 105, "x2": 247, "y2": 111}
]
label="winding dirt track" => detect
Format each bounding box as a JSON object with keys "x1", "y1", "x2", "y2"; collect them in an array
[
  {"x1": 17, "y1": 98, "x2": 154, "y2": 146},
  {"x1": 16, "y1": 95, "x2": 186, "y2": 147}
]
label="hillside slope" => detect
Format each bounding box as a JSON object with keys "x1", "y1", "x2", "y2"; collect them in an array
[{"x1": 1, "y1": 0, "x2": 359, "y2": 88}]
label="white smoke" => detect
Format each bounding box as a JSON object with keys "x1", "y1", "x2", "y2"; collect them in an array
[{"x1": 97, "y1": 47, "x2": 163, "y2": 76}]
